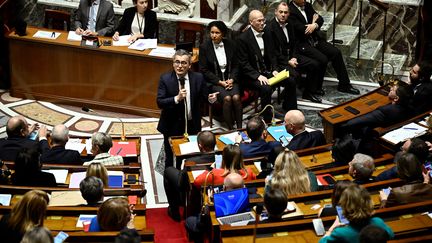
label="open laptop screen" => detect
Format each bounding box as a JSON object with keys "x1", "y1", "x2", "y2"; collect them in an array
[{"x1": 213, "y1": 188, "x2": 250, "y2": 218}]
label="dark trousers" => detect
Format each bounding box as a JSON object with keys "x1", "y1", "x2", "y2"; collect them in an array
[
  {"x1": 281, "y1": 66, "x2": 298, "y2": 111},
  {"x1": 244, "y1": 79, "x2": 273, "y2": 121},
  {"x1": 296, "y1": 53, "x2": 322, "y2": 94},
  {"x1": 163, "y1": 167, "x2": 188, "y2": 210}
]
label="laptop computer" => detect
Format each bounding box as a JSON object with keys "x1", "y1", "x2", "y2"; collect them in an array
[{"x1": 213, "y1": 188, "x2": 255, "y2": 226}]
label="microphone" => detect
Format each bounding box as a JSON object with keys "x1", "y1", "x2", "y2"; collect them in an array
[
  {"x1": 253, "y1": 204, "x2": 264, "y2": 243},
  {"x1": 82, "y1": 107, "x2": 127, "y2": 141},
  {"x1": 245, "y1": 104, "x2": 276, "y2": 126},
  {"x1": 179, "y1": 77, "x2": 185, "y2": 89},
  {"x1": 177, "y1": 78, "x2": 188, "y2": 140}
]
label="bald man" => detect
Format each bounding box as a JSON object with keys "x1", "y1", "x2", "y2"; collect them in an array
[
  {"x1": 223, "y1": 173, "x2": 245, "y2": 191},
  {"x1": 237, "y1": 10, "x2": 297, "y2": 122},
  {"x1": 0, "y1": 115, "x2": 49, "y2": 161},
  {"x1": 40, "y1": 124, "x2": 83, "y2": 165},
  {"x1": 284, "y1": 110, "x2": 325, "y2": 150}
]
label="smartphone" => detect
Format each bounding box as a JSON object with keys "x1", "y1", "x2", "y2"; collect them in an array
[
  {"x1": 312, "y1": 218, "x2": 326, "y2": 236},
  {"x1": 279, "y1": 135, "x2": 289, "y2": 147},
  {"x1": 28, "y1": 131, "x2": 38, "y2": 140},
  {"x1": 424, "y1": 161, "x2": 432, "y2": 171},
  {"x1": 240, "y1": 132, "x2": 251, "y2": 143},
  {"x1": 382, "y1": 188, "x2": 391, "y2": 196},
  {"x1": 336, "y1": 206, "x2": 349, "y2": 225},
  {"x1": 54, "y1": 231, "x2": 69, "y2": 243}
]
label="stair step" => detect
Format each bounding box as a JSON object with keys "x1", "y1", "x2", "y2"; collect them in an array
[
  {"x1": 327, "y1": 24, "x2": 359, "y2": 57},
  {"x1": 317, "y1": 11, "x2": 337, "y2": 39},
  {"x1": 350, "y1": 39, "x2": 383, "y2": 61}
]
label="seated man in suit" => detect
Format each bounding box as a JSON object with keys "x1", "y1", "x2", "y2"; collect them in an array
[
  {"x1": 0, "y1": 115, "x2": 48, "y2": 161},
  {"x1": 235, "y1": 116, "x2": 281, "y2": 158},
  {"x1": 185, "y1": 131, "x2": 216, "y2": 164},
  {"x1": 284, "y1": 109, "x2": 326, "y2": 150},
  {"x1": 267, "y1": 2, "x2": 322, "y2": 103},
  {"x1": 40, "y1": 124, "x2": 82, "y2": 165},
  {"x1": 341, "y1": 81, "x2": 414, "y2": 139},
  {"x1": 288, "y1": 0, "x2": 359, "y2": 95},
  {"x1": 408, "y1": 61, "x2": 432, "y2": 115},
  {"x1": 237, "y1": 10, "x2": 297, "y2": 121},
  {"x1": 83, "y1": 132, "x2": 123, "y2": 166},
  {"x1": 348, "y1": 153, "x2": 375, "y2": 184},
  {"x1": 74, "y1": 0, "x2": 116, "y2": 36},
  {"x1": 80, "y1": 176, "x2": 104, "y2": 206}
]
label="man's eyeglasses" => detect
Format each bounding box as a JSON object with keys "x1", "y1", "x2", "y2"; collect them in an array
[{"x1": 173, "y1": 60, "x2": 189, "y2": 66}]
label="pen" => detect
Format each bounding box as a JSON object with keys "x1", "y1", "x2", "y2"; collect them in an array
[
  {"x1": 116, "y1": 148, "x2": 123, "y2": 155},
  {"x1": 51, "y1": 32, "x2": 55, "y2": 38},
  {"x1": 403, "y1": 127, "x2": 418, "y2": 130}
]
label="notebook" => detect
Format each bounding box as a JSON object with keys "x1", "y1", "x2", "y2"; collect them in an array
[{"x1": 214, "y1": 188, "x2": 255, "y2": 225}]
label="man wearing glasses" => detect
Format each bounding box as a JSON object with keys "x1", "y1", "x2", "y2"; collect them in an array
[{"x1": 157, "y1": 49, "x2": 218, "y2": 168}]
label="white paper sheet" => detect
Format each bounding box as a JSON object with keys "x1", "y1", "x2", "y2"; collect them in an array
[
  {"x1": 0, "y1": 194, "x2": 12, "y2": 206},
  {"x1": 67, "y1": 31, "x2": 82, "y2": 41},
  {"x1": 179, "y1": 141, "x2": 200, "y2": 155},
  {"x1": 65, "y1": 139, "x2": 86, "y2": 153},
  {"x1": 128, "y1": 38, "x2": 157, "y2": 51},
  {"x1": 113, "y1": 35, "x2": 131, "y2": 46},
  {"x1": 148, "y1": 46, "x2": 176, "y2": 58},
  {"x1": 381, "y1": 122, "x2": 428, "y2": 144},
  {"x1": 42, "y1": 169, "x2": 68, "y2": 184},
  {"x1": 191, "y1": 170, "x2": 205, "y2": 180},
  {"x1": 33, "y1": 30, "x2": 61, "y2": 39},
  {"x1": 69, "y1": 171, "x2": 86, "y2": 188}
]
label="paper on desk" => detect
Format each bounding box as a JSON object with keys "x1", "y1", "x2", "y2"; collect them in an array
[
  {"x1": 42, "y1": 169, "x2": 68, "y2": 184},
  {"x1": 128, "y1": 38, "x2": 157, "y2": 51},
  {"x1": 33, "y1": 30, "x2": 61, "y2": 39},
  {"x1": 76, "y1": 214, "x2": 97, "y2": 227},
  {"x1": 85, "y1": 139, "x2": 92, "y2": 155},
  {"x1": 254, "y1": 162, "x2": 262, "y2": 173},
  {"x1": 113, "y1": 35, "x2": 131, "y2": 46},
  {"x1": 0, "y1": 194, "x2": 12, "y2": 206},
  {"x1": 191, "y1": 170, "x2": 205, "y2": 180},
  {"x1": 66, "y1": 139, "x2": 86, "y2": 153},
  {"x1": 148, "y1": 46, "x2": 176, "y2": 58},
  {"x1": 218, "y1": 132, "x2": 238, "y2": 145},
  {"x1": 69, "y1": 172, "x2": 86, "y2": 188},
  {"x1": 49, "y1": 191, "x2": 87, "y2": 207},
  {"x1": 179, "y1": 141, "x2": 200, "y2": 155},
  {"x1": 67, "y1": 31, "x2": 82, "y2": 41},
  {"x1": 381, "y1": 122, "x2": 427, "y2": 144}
]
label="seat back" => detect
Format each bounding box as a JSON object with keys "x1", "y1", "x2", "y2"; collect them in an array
[
  {"x1": 175, "y1": 21, "x2": 204, "y2": 48},
  {"x1": 44, "y1": 9, "x2": 70, "y2": 31}
]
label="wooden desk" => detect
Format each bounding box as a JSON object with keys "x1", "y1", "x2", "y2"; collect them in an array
[
  {"x1": 319, "y1": 84, "x2": 391, "y2": 143},
  {"x1": 8, "y1": 27, "x2": 197, "y2": 117}
]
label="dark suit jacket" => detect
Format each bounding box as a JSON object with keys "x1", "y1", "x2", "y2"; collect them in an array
[
  {"x1": 74, "y1": 0, "x2": 115, "y2": 36},
  {"x1": 412, "y1": 81, "x2": 432, "y2": 114},
  {"x1": 40, "y1": 146, "x2": 83, "y2": 165},
  {"x1": 199, "y1": 39, "x2": 239, "y2": 85},
  {"x1": 383, "y1": 182, "x2": 432, "y2": 207},
  {"x1": 240, "y1": 139, "x2": 281, "y2": 158},
  {"x1": 157, "y1": 71, "x2": 208, "y2": 136},
  {"x1": 236, "y1": 27, "x2": 279, "y2": 81},
  {"x1": 116, "y1": 7, "x2": 157, "y2": 38},
  {"x1": 185, "y1": 153, "x2": 216, "y2": 164},
  {"x1": 0, "y1": 137, "x2": 49, "y2": 161},
  {"x1": 287, "y1": 130, "x2": 326, "y2": 151},
  {"x1": 288, "y1": 1, "x2": 324, "y2": 45},
  {"x1": 12, "y1": 171, "x2": 57, "y2": 187},
  {"x1": 267, "y1": 17, "x2": 298, "y2": 69}
]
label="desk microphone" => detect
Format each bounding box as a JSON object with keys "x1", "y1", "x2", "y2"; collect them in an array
[
  {"x1": 81, "y1": 107, "x2": 127, "y2": 141},
  {"x1": 245, "y1": 104, "x2": 276, "y2": 126},
  {"x1": 178, "y1": 78, "x2": 188, "y2": 140}
]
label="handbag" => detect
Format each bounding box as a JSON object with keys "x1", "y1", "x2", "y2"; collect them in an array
[{"x1": 197, "y1": 170, "x2": 214, "y2": 230}]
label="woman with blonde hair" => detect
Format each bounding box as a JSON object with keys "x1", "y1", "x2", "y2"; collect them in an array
[
  {"x1": 86, "y1": 162, "x2": 109, "y2": 187},
  {"x1": 0, "y1": 190, "x2": 49, "y2": 243},
  {"x1": 194, "y1": 144, "x2": 256, "y2": 188},
  {"x1": 267, "y1": 149, "x2": 318, "y2": 196},
  {"x1": 320, "y1": 184, "x2": 394, "y2": 242}
]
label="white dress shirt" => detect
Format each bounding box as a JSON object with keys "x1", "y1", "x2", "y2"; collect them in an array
[
  {"x1": 213, "y1": 41, "x2": 227, "y2": 78},
  {"x1": 175, "y1": 73, "x2": 192, "y2": 120},
  {"x1": 131, "y1": 12, "x2": 145, "y2": 35},
  {"x1": 251, "y1": 28, "x2": 265, "y2": 56}
]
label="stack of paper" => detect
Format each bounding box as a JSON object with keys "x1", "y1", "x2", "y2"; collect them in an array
[
  {"x1": 268, "y1": 69, "x2": 289, "y2": 86},
  {"x1": 179, "y1": 141, "x2": 200, "y2": 155},
  {"x1": 69, "y1": 172, "x2": 86, "y2": 188},
  {"x1": 67, "y1": 31, "x2": 82, "y2": 41},
  {"x1": 66, "y1": 139, "x2": 86, "y2": 153},
  {"x1": 128, "y1": 38, "x2": 157, "y2": 51},
  {"x1": 381, "y1": 122, "x2": 428, "y2": 144},
  {"x1": 218, "y1": 132, "x2": 239, "y2": 145},
  {"x1": 49, "y1": 191, "x2": 87, "y2": 206},
  {"x1": 42, "y1": 169, "x2": 68, "y2": 184},
  {"x1": 148, "y1": 46, "x2": 176, "y2": 58},
  {"x1": 33, "y1": 30, "x2": 61, "y2": 39}
]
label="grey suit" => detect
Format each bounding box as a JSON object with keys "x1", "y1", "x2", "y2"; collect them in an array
[{"x1": 74, "y1": 0, "x2": 115, "y2": 36}]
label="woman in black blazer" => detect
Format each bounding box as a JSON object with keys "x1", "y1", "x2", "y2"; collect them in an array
[
  {"x1": 199, "y1": 21, "x2": 242, "y2": 130},
  {"x1": 113, "y1": 0, "x2": 157, "y2": 42}
]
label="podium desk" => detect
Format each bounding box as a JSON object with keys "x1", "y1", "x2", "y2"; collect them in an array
[
  {"x1": 319, "y1": 84, "x2": 391, "y2": 143},
  {"x1": 8, "y1": 27, "x2": 197, "y2": 117}
]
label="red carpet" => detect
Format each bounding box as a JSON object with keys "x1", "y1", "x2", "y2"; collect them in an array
[{"x1": 146, "y1": 207, "x2": 189, "y2": 243}]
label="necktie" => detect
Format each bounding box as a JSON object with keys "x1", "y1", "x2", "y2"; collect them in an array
[
  {"x1": 89, "y1": 2, "x2": 96, "y2": 32},
  {"x1": 214, "y1": 43, "x2": 224, "y2": 49},
  {"x1": 256, "y1": 32, "x2": 264, "y2": 38}
]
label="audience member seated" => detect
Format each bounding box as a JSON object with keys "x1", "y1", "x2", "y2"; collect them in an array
[
  {"x1": 332, "y1": 135, "x2": 358, "y2": 166},
  {"x1": 83, "y1": 132, "x2": 124, "y2": 166},
  {"x1": 377, "y1": 138, "x2": 429, "y2": 181},
  {"x1": 284, "y1": 110, "x2": 326, "y2": 150},
  {"x1": 40, "y1": 124, "x2": 82, "y2": 165},
  {"x1": 319, "y1": 184, "x2": 394, "y2": 243},
  {"x1": 185, "y1": 173, "x2": 244, "y2": 243},
  {"x1": 0, "y1": 115, "x2": 48, "y2": 161},
  {"x1": 235, "y1": 116, "x2": 281, "y2": 158},
  {"x1": 89, "y1": 197, "x2": 135, "y2": 232},
  {"x1": 0, "y1": 190, "x2": 49, "y2": 243},
  {"x1": 193, "y1": 144, "x2": 256, "y2": 189},
  {"x1": 86, "y1": 162, "x2": 109, "y2": 187},
  {"x1": 20, "y1": 226, "x2": 53, "y2": 243},
  {"x1": 74, "y1": 0, "x2": 115, "y2": 37},
  {"x1": 185, "y1": 131, "x2": 217, "y2": 164},
  {"x1": 348, "y1": 153, "x2": 376, "y2": 184},
  {"x1": 359, "y1": 225, "x2": 390, "y2": 243},
  {"x1": 113, "y1": 0, "x2": 157, "y2": 42},
  {"x1": 80, "y1": 176, "x2": 104, "y2": 206},
  {"x1": 380, "y1": 152, "x2": 432, "y2": 207},
  {"x1": 115, "y1": 228, "x2": 141, "y2": 243},
  {"x1": 319, "y1": 180, "x2": 355, "y2": 217},
  {"x1": 199, "y1": 21, "x2": 242, "y2": 130},
  {"x1": 11, "y1": 148, "x2": 56, "y2": 187},
  {"x1": 408, "y1": 61, "x2": 432, "y2": 114},
  {"x1": 266, "y1": 149, "x2": 318, "y2": 195},
  {"x1": 341, "y1": 81, "x2": 413, "y2": 139},
  {"x1": 263, "y1": 188, "x2": 288, "y2": 222}
]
